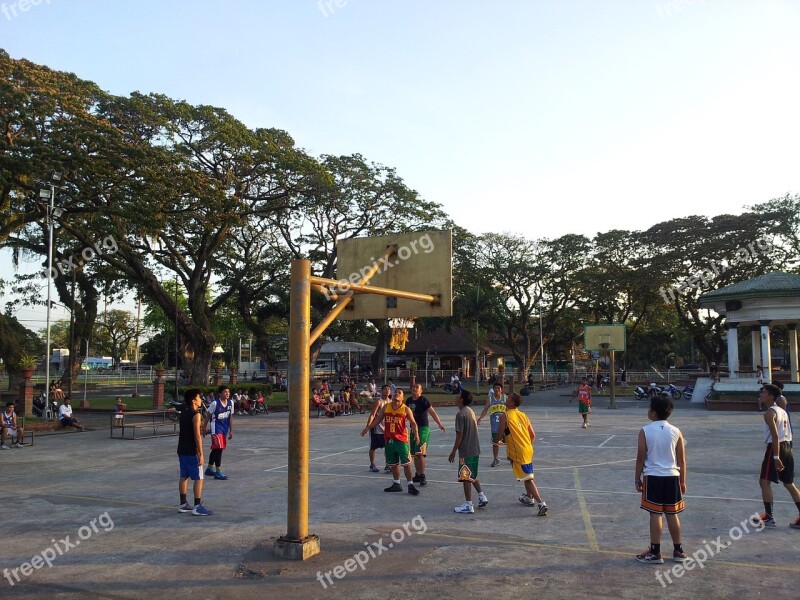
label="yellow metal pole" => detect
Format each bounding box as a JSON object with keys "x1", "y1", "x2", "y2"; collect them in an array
[
  {"x1": 310, "y1": 292, "x2": 354, "y2": 346},
  {"x1": 309, "y1": 276, "x2": 440, "y2": 305},
  {"x1": 275, "y1": 259, "x2": 319, "y2": 559}
]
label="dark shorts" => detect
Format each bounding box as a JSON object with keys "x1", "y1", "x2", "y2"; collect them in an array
[
  {"x1": 370, "y1": 430, "x2": 385, "y2": 450},
  {"x1": 640, "y1": 475, "x2": 684, "y2": 514},
  {"x1": 760, "y1": 442, "x2": 794, "y2": 485},
  {"x1": 178, "y1": 454, "x2": 203, "y2": 480}
]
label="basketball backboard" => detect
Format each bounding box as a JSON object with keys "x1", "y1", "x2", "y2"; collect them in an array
[
  {"x1": 584, "y1": 324, "x2": 626, "y2": 352},
  {"x1": 335, "y1": 229, "x2": 452, "y2": 320}
]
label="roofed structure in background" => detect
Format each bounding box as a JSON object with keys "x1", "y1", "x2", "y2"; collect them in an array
[
  {"x1": 319, "y1": 341, "x2": 376, "y2": 353},
  {"x1": 402, "y1": 328, "x2": 511, "y2": 356}
]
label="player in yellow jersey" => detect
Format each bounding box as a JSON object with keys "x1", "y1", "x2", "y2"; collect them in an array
[
  {"x1": 361, "y1": 389, "x2": 421, "y2": 495},
  {"x1": 497, "y1": 392, "x2": 548, "y2": 516}
]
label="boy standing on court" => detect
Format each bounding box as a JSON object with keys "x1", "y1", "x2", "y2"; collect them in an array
[
  {"x1": 497, "y1": 392, "x2": 548, "y2": 516},
  {"x1": 177, "y1": 388, "x2": 212, "y2": 516},
  {"x1": 448, "y1": 389, "x2": 488, "y2": 513},
  {"x1": 477, "y1": 382, "x2": 506, "y2": 467},
  {"x1": 203, "y1": 385, "x2": 234, "y2": 480},
  {"x1": 572, "y1": 377, "x2": 592, "y2": 428},
  {"x1": 407, "y1": 382, "x2": 446, "y2": 486},
  {"x1": 360, "y1": 389, "x2": 421, "y2": 495},
  {"x1": 752, "y1": 384, "x2": 800, "y2": 529},
  {"x1": 365, "y1": 384, "x2": 391, "y2": 472},
  {"x1": 634, "y1": 395, "x2": 687, "y2": 563}
]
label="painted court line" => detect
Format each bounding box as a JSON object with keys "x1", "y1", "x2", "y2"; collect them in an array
[
  {"x1": 573, "y1": 467, "x2": 599, "y2": 551},
  {"x1": 598, "y1": 435, "x2": 615, "y2": 447},
  {"x1": 263, "y1": 445, "x2": 367, "y2": 472}
]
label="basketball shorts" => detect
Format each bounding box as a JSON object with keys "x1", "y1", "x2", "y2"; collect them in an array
[
  {"x1": 384, "y1": 439, "x2": 411, "y2": 466},
  {"x1": 640, "y1": 475, "x2": 685, "y2": 514},
  {"x1": 760, "y1": 442, "x2": 794, "y2": 485}
]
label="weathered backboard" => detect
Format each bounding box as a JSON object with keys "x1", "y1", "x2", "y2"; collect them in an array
[
  {"x1": 584, "y1": 324, "x2": 626, "y2": 352},
  {"x1": 336, "y1": 230, "x2": 452, "y2": 320}
]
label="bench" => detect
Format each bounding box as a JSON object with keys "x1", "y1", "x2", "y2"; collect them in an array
[
  {"x1": 110, "y1": 410, "x2": 179, "y2": 440},
  {"x1": 538, "y1": 383, "x2": 558, "y2": 391},
  {"x1": 5, "y1": 417, "x2": 35, "y2": 446}
]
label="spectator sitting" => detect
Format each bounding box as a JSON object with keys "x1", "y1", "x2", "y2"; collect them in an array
[
  {"x1": 1, "y1": 401, "x2": 25, "y2": 448},
  {"x1": 58, "y1": 397, "x2": 84, "y2": 431},
  {"x1": 50, "y1": 380, "x2": 65, "y2": 402},
  {"x1": 312, "y1": 388, "x2": 335, "y2": 417}
]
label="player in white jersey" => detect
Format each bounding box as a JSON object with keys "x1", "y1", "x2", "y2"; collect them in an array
[{"x1": 752, "y1": 384, "x2": 800, "y2": 529}]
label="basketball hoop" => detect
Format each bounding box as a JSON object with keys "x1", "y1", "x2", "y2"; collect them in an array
[{"x1": 389, "y1": 318, "x2": 415, "y2": 351}]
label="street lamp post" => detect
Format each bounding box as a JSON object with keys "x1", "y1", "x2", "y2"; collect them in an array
[{"x1": 40, "y1": 172, "x2": 63, "y2": 420}]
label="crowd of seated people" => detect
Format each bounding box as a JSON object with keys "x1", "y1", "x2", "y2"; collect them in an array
[{"x1": 311, "y1": 383, "x2": 368, "y2": 418}]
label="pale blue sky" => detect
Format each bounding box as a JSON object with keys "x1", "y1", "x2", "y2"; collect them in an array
[{"x1": 2, "y1": 0, "x2": 800, "y2": 328}]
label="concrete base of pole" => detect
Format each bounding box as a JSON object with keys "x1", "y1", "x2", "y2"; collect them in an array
[{"x1": 274, "y1": 535, "x2": 320, "y2": 560}]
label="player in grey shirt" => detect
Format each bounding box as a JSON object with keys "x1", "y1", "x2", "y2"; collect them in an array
[{"x1": 449, "y1": 389, "x2": 488, "y2": 513}]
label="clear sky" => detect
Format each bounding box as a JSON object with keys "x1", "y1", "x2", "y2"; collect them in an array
[{"x1": 2, "y1": 0, "x2": 800, "y2": 329}]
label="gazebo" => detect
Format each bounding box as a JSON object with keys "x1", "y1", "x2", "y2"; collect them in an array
[{"x1": 699, "y1": 272, "x2": 799, "y2": 402}]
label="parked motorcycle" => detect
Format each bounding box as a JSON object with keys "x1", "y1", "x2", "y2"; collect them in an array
[
  {"x1": 664, "y1": 383, "x2": 682, "y2": 400},
  {"x1": 682, "y1": 385, "x2": 694, "y2": 401},
  {"x1": 32, "y1": 392, "x2": 59, "y2": 419}
]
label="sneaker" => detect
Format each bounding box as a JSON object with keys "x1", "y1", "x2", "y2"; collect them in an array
[
  {"x1": 454, "y1": 502, "x2": 474, "y2": 514},
  {"x1": 752, "y1": 512, "x2": 776, "y2": 528},
  {"x1": 384, "y1": 465, "x2": 392, "y2": 472},
  {"x1": 204, "y1": 467, "x2": 216, "y2": 477},
  {"x1": 537, "y1": 503, "x2": 549, "y2": 516},
  {"x1": 491, "y1": 459, "x2": 500, "y2": 467},
  {"x1": 673, "y1": 549, "x2": 688, "y2": 562},
  {"x1": 408, "y1": 484, "x2": 420, "y2": 496},
  {"x1": 790, "y1": 515, "x2": 800, "y2": 530},
  {"x1": 412, "y1": 474, "x2": 420, "y2": 483},
  {"x1": 177, "y1": 502, "x2": 193, "y2": 513},
  {"x1": 477, "y1": 495, "x2": 489, "y2": 508},
  {"x1": 582, "y1": 422, "x2": 587, "y2": 429},
  {"x1": 635, "y1": 549, "x2": 664, "y2": 564},
  {"x1": 214, "y1": 471, "x2": 228, "y2": 480},
  {"x1": 191, "y1": 503, "x2": 213, "y2": 516},
  {"x1": 0, "y1": 444, "x2": 9, "y2": 450},
  {"x1": 519, "y1": 494, "x2": 535, "y2": 506},
  {"x1": 384, "y1": 483, "x2": 403, "y2": 492},
  {"x1": 13, "y1": 443, "x2": 23, "y2": 448},
  {"x1": 369, "y1": 465, "x2": 380, "y2": 473},
  {"x1": 419, "y1": 474, "x2": 427, "y2": 486}
]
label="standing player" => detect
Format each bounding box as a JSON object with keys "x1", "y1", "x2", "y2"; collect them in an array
[
  {"x1": 203, "y1": 385, "x2": 234, "y2": 480},
  {"x1": 407, "y1": 382, "x2": 446, "y2": 486},
  {"x1": 177, "y1": 389, "x2": 212, "y2": 516},
  {"x1": 752, "y1": 384, "x2": 800, "y2": 529},
  {"x1": 497, "y1": 392, "x2": 548, "y2": 516},
  {"x1": 478, "y1": 382, "x2": 506, "y2": 467},
  {"x1": 634, "y1": 394, "x2": 687, "y2": 563},
  {"x1": 572, "y1": 377, "x2": 592, "y2": 428},
  {"x1": 366, "y1": 384, "x2": 391, "y2": 472},
  {"x1": 448, "y1": 389, "x2": 488, "y2": 513},
  {"x1": 361, "y1": 389, "x2": 421, "y2": 495}
]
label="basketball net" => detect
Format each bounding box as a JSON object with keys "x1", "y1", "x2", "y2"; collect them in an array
[{"x1": 389, "y1": 318, "x2": 415, "y2": 351}]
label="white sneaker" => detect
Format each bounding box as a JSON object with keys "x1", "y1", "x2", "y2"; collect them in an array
[
  {"x1": 13, "y1": 443, "x2": 23, "y2": 448},
  {"x1": 477, "y1": 494, "x2": 489, "y2": 508},
  {"x1": 581, "y1": 422, "x2": 587, "y2": 429},
  {"x1": 519, "y1": 494, "x2": 535, "y2": 506},
  {"x1": 0, "y1": 444, "x2": 9, "y2": 450},
  {"x1": 454, "y1": 501, "x2": 475, "y2": 514},
  {"x1": 537, "y1": 502, "x2": 549, "y2": 516}
]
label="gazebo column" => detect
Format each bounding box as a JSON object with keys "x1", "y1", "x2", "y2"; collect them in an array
[
  {"x1": 751, "y1": 330, "x2": 762, "y2": 373},
  {"x1": 726, "y1": 322, "x2": 740, "y2": 379},
  {"x1": 759, "y1": 320, "x2": 772, "y2": 384},
  {"x1": 789, "y1": 324, "x2": 798, "y2": 383}
]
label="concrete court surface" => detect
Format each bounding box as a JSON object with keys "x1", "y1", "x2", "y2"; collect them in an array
[{"x1": 1, "y1": 391, "x2": 799, "y2": 599}]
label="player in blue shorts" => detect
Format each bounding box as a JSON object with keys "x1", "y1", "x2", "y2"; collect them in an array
[{"x1": 177, "y1": 389, "x2": 212, "y2": 516}]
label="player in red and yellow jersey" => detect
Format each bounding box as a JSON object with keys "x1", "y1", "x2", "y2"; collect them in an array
[
  {"x1": 572, "y1": 377, "x2": 592, "y2": 428},
  {"x1": 361, "y1": 389, "x2": 421, "y2": 495}
]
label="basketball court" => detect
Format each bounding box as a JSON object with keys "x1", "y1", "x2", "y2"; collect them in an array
[{"x1": 0, "y1": 393, "x2": 798, "y2": 599}]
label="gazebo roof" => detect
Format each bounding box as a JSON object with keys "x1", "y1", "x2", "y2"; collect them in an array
[
  {"x1": 402, "y1": 327, "x2": 512, "y2": 356},
  {"x1": 699, "y1": 272, "x2": 800, "y2": 303}
]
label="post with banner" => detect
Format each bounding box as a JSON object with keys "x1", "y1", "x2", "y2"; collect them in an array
[
  {"x1": 274, "y1": 230, "x2": 452, "y2": 560},
  {"x1": 583, "y1": 324, "x2": 626, "y2": 409}
]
